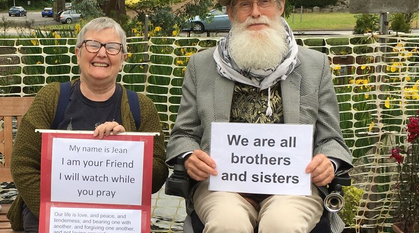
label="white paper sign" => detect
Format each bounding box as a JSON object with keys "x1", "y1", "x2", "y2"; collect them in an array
[
  {"x1": 209, "y1": 122, "x2": 313, "y2": 196},
  {"x1": 51, "y1": 138, "x2": 144, "y2": 205},
  {"x1": 49, "y1": 207, "x2": 142, "y2": 232}
]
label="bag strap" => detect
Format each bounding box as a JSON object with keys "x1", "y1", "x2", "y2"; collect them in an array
[
  {"x1": 127, "y1": 89, "x2": 141, "y2": 130},
  {"x1": 51, "y1": 81, "x2": 71, "y2": 129}
]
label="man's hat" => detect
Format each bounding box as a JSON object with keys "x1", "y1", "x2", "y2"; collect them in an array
[{"x1": 219, "y1": 0, "x2": 231, "y2": 6}]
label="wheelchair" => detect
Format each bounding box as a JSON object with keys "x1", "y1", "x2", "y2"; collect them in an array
[{"x1": 165, "y1": 157, "x2": 351, "y2": 233}]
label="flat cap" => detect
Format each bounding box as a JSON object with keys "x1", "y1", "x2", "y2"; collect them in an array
[{"x1": 219, "y1": 0, "x2": 231, "y2": 6}]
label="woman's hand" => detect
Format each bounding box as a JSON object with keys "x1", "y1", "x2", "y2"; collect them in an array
[{"x1": 93, "y1": 121, "x2": 125, "y2": 139}]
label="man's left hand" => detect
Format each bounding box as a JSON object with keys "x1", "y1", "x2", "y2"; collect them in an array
[{"x1": 305, "y1": 154, "x2": 335, "y2": 186}]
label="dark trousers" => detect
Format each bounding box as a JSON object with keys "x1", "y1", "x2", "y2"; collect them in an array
[{"x1": 22, "y1": 203, "x2": 39, "y2": 233}]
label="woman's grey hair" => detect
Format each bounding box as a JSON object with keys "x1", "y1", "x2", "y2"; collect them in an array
[{"x1": 76, "y1": 17, "x2": 127, "y2": 54}]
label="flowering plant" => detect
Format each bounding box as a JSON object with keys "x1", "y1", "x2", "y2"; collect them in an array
[{"x1": 390, "y1": 111, "x2": 419, "y2": 233}]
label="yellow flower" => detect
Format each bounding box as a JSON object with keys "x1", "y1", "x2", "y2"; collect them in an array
[
  {"x1": 36, "y1": 61, "x2": 42, "y2": 65},
  {"x1": 393, "y1": 43, "x2": 404, "y2": 52},
  {"x1": 406, "y1": 76, "x2": 411, "y2": 81},
  {"x1": 172, "y1": 30, "x2": 179, "y2": 36},
  {"x1": 55, "y1": 59, "x2": 59, "y2": 64},
  {"x1": 362, "y1": 79, "x2": 369, "y2": 85},
  {"x1": 176, "y1": 59, "x2": 185, "y2": 66},
  {"x1": 31, "y1": 39, "x2": 38, "y2": 46},
  {"x1": 333, "y1": 64, "x2": 341, "y2": 71},
  {"x1": 75, "y1": 23, "x2": 81, "y2": 34},
  {"x1": 154, "y1": 26, "x2": 162, "y2": 32},
  {"x1": 364, "y1": 94, "x2": 370, "y2": 99},
  {"x1": 361, "y1": 65, "x2": 366, "y2": 70},
  {"x1": 368, "y1": 121, "x2": 374, "y2": 132},
  {"x1": 127, "y1": 53, "x2": 132, "y2": 58},
  {"x1": 385, "y1": 97, "x2": 390, "y2": 108},
  {"x1": 390, "y1": 65, "x2": 397, "y2": 72},
  {"x1": 132, "y1": 28, "x2": 137, "y2": 33}
]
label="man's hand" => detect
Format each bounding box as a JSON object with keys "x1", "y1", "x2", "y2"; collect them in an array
[
  {"x1": 93, "y1": 121, "x2": 125, "y2": 139},
  {"x1": 305, "y1": 154, "x2": 335, "y2": 186},
  {"x1": 184, "y1": 150, "x2": 217, "y2": 181}
]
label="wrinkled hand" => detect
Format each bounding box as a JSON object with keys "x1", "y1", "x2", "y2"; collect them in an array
[
  {"x1": 93, "y1": 121, "x2": 125, "y2": 139},
  {"x1": 184, "y1": 150, "x2": 217, "y2": 181},
  {"x1": 305, "y1": 154, "x2": 335, "y2": 186}
]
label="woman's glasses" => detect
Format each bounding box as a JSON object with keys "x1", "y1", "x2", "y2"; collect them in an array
[{"x1": 82, "y1": 40, "x2": 123, "y2": 55}]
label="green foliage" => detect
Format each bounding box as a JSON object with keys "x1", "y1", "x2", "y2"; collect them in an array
[
  {"x1": 70, "y1": 0, "x2": 105, "y2": 20},
  {"x1": 338, "y1": 186, "x2": 364, "y2": 227},
  {"x1": 390, "y1": 13, "x2": 411, "y2": 33},
  {"x1": 0, "y1": 0, "x2": 8, "y2": 9},
  {"x1": 283, "y1": 1, "x2": 293, "y2": 19},
  {"x1": 288, "y1": 0, "x2": 338, "y2": 8},
  {"x1": 353, "y1": 14, "x2": 379, "y2": 34},
  {"x1": 2, "y1": 0, "x2": 51, "y2": 9},
  {"x1": 151, "y1": 7, "x2": 178, "y2": 36},
  {"x1": 126, "y1": 0, "x2": 214, "y2": 36}
]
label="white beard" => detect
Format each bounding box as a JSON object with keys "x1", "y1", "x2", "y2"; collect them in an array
[{"x1": 229, "y1": 15, "x2": 289, "y2": 70}]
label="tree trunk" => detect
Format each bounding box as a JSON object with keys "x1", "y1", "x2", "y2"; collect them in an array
[{"x1": 101, "y1": 0, "x2": 126, "y2": 22}]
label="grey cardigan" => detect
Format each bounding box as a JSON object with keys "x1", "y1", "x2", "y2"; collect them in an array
[{"x1": 166, "y1": 46, "x2": 353, "y2": 233}]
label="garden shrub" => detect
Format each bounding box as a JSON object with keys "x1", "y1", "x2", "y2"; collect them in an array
[
  {"x1": 353, "y1": 14, "x2": 380, "y2": 34},
  {"x1": 390, "y1": 13, "x2": 411, "y2": 33}
]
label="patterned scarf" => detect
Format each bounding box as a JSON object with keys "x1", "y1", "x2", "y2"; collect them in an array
[{"x1": 213, "y1": 18, "x2": 298, "y2": 116}]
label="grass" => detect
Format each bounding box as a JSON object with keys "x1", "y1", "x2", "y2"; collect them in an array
[
  {"x1": 285, "y1": 12, "x2": 358, "y2": 31},
  {"x1": 285, "y1": 12, "x2": 419, "y2": 31}
]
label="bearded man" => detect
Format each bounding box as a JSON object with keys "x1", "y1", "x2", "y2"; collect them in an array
[{"x1": 166, "y1": 0, "x2": 353, "y2": 232}]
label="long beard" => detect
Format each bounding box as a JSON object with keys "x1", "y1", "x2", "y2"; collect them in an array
[{"x1": 229, "y1": 15, "x2": 289, "y2": 70}]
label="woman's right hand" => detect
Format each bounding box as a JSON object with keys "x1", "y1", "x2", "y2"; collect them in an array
[
  {"x1": 93, "y1": 121, "x2": 125, "y2": 139},
  {"x1": 184, "y1": 150, "x2": 218, "y2": 181}
]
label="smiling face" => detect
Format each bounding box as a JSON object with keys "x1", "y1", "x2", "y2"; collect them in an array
[{"x1": 75, "y1": 28, "x2": 126, "y2": 84}]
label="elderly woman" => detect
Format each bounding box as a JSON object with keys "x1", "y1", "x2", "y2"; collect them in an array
[{"x1": 7, "y1": 17, "x2": 168, "y2": 232}]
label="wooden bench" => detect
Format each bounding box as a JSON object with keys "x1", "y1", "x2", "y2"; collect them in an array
[
  {"x1": 0, "y1": 97, "x2": 34, "y2": 182},
  {"x1": 0, "y1": 97, "x2": 34, "y2": 232}
]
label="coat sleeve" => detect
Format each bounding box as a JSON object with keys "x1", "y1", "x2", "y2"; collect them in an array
[
  {"x1": 313, "y1": 53, "x2": 353, "y2": 173},
  {"x1": 137, "y1": 94, "x2": 169, "y2": 193},
  {"x1": 166, "y1": 54, "x2": 204, "y2": 165},
  {"x1": 10, "y1": 83, "x2": 60, "y2": 217}
]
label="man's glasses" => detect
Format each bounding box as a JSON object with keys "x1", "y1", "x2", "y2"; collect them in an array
[
  {"x1": 235, "y1": 0, "x2": 276, "y2": 13},
  {"x1": 82, "y1": 40, "x2": 123, "y2": 55}
]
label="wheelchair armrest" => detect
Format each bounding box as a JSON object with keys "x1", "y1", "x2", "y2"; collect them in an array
[{"x1": 165, "y1": 157, "x2": 190, "y2": 198}]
